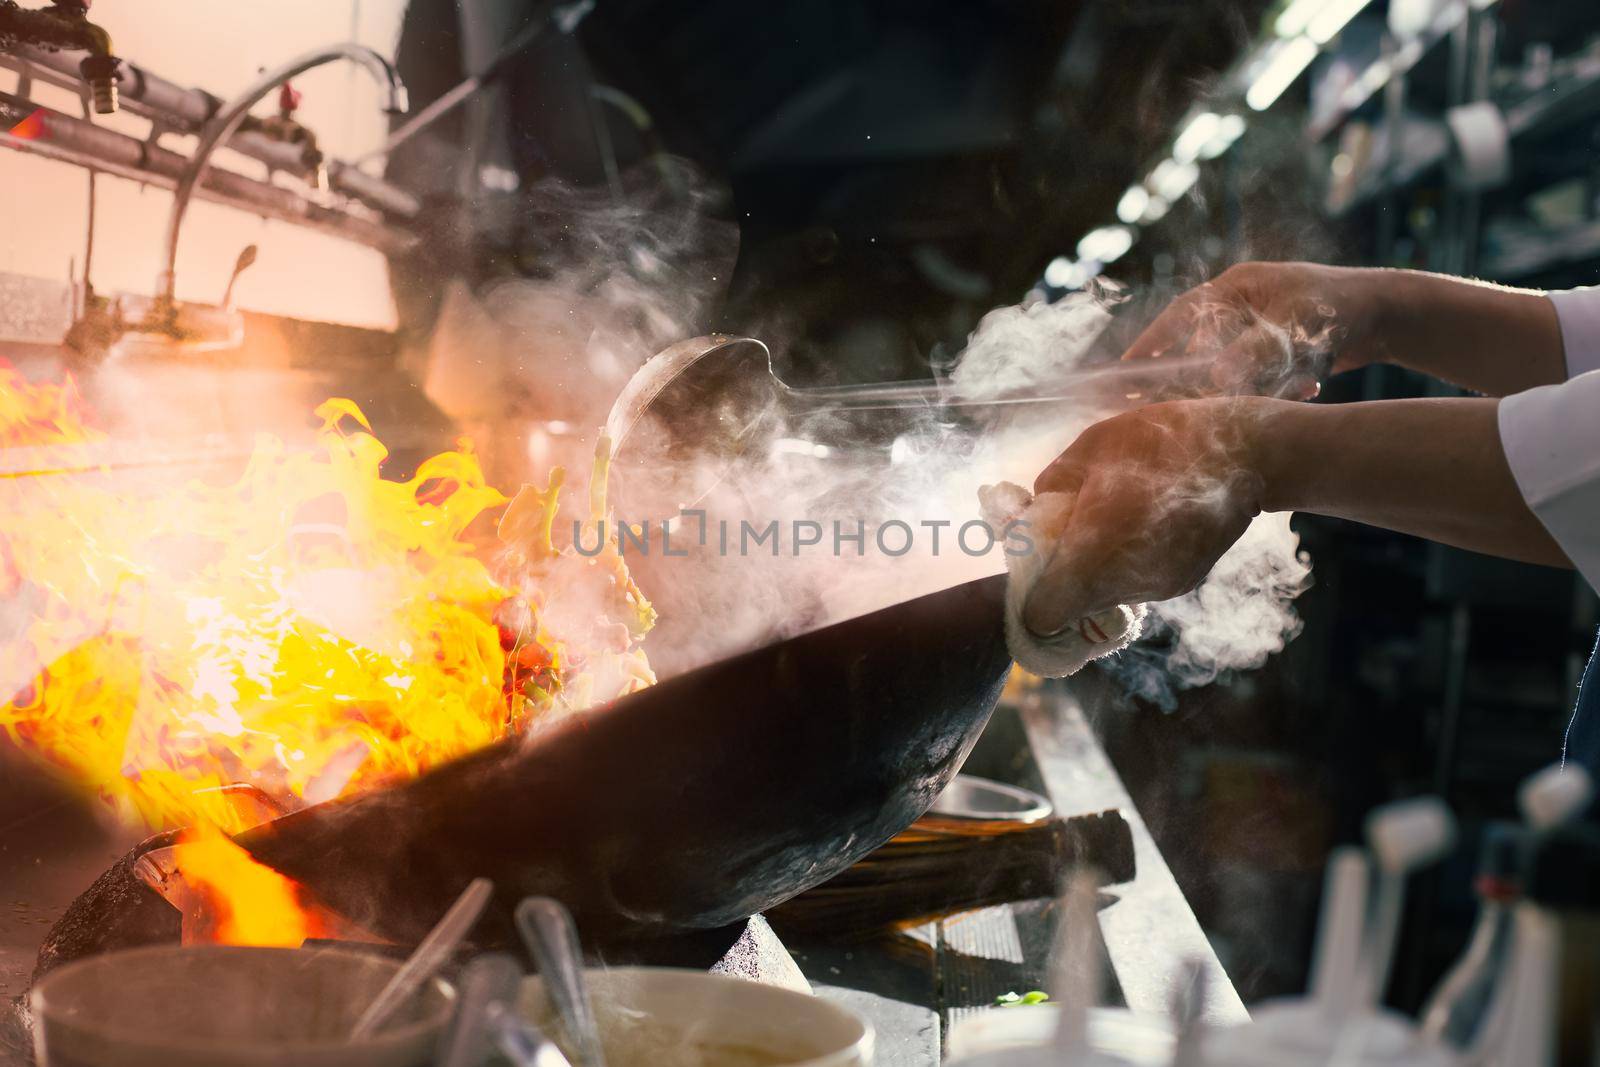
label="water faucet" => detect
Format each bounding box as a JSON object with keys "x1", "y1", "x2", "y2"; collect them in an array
[
  {"x1": 152, "y1": 43, "x2": 407, "y2": 320},
  {"x1": 0, "y1": 0, "x2": 119, "y2": 112}
]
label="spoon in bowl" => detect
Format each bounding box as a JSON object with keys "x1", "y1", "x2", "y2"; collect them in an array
[
  {"x1": 515, "y1": 896, "x2": 607, "y2": 1067},
  {"x1": 351, "y1": 877, "x2": 494, "y2": 1040}
]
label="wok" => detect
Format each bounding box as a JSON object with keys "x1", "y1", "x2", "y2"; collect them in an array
[{"x1": 237, "y1": 572, "x2": 1013, "y2": 946}]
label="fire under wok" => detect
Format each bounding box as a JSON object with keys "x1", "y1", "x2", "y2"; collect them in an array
[{"x1": 226, "y1": 571, "x2": 1014, "y2": 947}]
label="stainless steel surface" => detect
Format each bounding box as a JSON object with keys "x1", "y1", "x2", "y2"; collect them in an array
[
  {"x1": 1020, "y1": 692, "x2": 1249, "y2": 1025},
  {"x1": 488, "y1": 1002, "x2": 574, "y2": 1067},
  {"x1": 0, "y1": 94, "x2": 415, "y2": 256},
  {"x1": 607, "y1": 334, "x2": 1215, "y2": 448},
  {"x1": 157, "y1": 44, "x2": 409, "y2": 304},
  {"x1": 515, "y1": 898, "x2": 607, "y2": 1067},
  {"x1": 3, "y1": 46, "x2": 421, "y2": 219},
  {"x1": 929, "y1": 774, "x2": 1053, "y2": 823}
]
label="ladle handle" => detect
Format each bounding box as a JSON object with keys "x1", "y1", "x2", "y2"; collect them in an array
[
  {"x1": 780, "y1": 352, "x2": 1222, "y2": 414},
  {"x1": 516, "y1": 897, "x2": 607, "y2": 1067}
]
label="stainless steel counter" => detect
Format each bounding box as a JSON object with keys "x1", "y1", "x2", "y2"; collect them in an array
[{"x1": 1021, "y1": 692, "x2": 1248, "y2": 1026}]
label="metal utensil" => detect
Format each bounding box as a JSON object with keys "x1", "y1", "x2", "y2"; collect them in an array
[
  {"x1": 603, "y1": 334, "x2": 1215, "y2": 521},
  {"x1": 515, "y1": 897, "x2": 607, "y2": 1067},
  {"x1": 605, "y1": 335, "x2": 1215, "y2": 450},
  {"x1": 486, "y1": 1002, "x2": 575, "y2": 1067},
  {"x1": 350, "y1": 877, "x2": 494, "y2": 1040},
  {"x1": 438, "y1": 953, "x2": 526, "y2": 1067}
]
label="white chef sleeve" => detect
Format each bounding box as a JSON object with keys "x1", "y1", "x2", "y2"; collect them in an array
[
  {"x1": 1496, "y1": 287, "x2": 1600, "y2": 591},
  {"x1": 1548, "y1": 286, "x2": 1600, "y2": 378}
]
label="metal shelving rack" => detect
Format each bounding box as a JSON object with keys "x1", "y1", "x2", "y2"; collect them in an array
[{"x1": 1300, "y1": 0, "x2": 1600, "y2": 1007}]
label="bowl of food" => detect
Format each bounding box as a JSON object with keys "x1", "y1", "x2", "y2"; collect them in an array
[
  {"x1": 29, "y1": 944, "x2": 453, "y2": 1067},
  {"x1": 519, "y1": 966, "x2": 872, "y2": 1066}
]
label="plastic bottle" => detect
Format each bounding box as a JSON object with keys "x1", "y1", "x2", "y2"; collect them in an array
[
  {"x1": 1202, "y1": 797, "x2": 1461, "y2": 1066},
  {"x1": 1418, "y1": 822, "x2": 1524, "y2": 1049}
]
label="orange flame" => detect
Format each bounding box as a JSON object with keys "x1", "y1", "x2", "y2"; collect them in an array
[
  {"x1": 171, "y1": 823, "x2": 332, "y2": 946},
  {"x1": 0, "y1": 362, "x2": 654, "y2": 840}
]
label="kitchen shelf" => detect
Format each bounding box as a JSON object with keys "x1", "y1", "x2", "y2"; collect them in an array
[
  {"x1": 1330, "y1": 117, "x2": 1450, "y2": 219},
  {"x1": 1332, "y1": 53, "x2": 1600, "y2": 221},
  {"x1": 1481, "y1": 218, "x2": 1600, "y2": 281},
  {"x1": 1502, "y1": 49, "x2": 1600, "y2": 138},
  {"x1": 1307, "y1": 6, "x2": 1468, "y2": 144}
]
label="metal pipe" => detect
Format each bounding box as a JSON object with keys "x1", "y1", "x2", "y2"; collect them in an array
[
  {"x1": 157, "y1": 43, "x2": 408, "y2": 307},
  {"x1": 1, "y1": 45, "x2": 420, "y2": 218},
  {"x1": 0, "y1": 91, "x2": 415, "y2": 255}
]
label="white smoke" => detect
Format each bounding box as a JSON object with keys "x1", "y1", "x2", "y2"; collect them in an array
[
  {"x1": 1105, "y1": 512, "x2": 1312, "y2": 710},
  {"x1": 417, "y1": 158, "x2": 739, "y2": 483},
  {"x1": 950, "y1": 286, "x2": 1116, "y2": 401}
]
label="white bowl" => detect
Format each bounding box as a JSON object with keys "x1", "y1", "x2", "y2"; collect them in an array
[
  {"x1": 946, "y1": 1005, "x2": 1174, "y2": 1066},
  {"x1": 30, "y1": 944, "x2": 452, "y2": 1067},
  {"x1": 519, "y1": 966, "x2": 873, "y2": 1066}
]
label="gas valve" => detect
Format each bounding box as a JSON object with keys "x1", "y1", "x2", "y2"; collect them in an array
[{"x1": 79, "y1": 51, "x2": 117, "y2": 113}]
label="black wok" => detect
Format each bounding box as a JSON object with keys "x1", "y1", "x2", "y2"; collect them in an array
[{"x1": 237, "y1": 572, "x2": 1012, "y2": 946}]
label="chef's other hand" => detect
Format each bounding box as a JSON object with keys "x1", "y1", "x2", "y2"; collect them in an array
[
  {"x1": 1022, "y1": 398, "x2": 1266, "y2": 637},
  {"x1": 1121, "y1": 262, "x2": 1384, "y2": 400}
]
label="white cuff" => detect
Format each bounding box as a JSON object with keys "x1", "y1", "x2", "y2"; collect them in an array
[
  {"x1": 1499, "y1": 373, "x2": 1600, "y2": 593},
  {"x1": 1548, "y1": 287, "x2": 1600, "y2": 380}
]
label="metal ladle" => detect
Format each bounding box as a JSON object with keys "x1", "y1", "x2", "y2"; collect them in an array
[{"x1": 602, "y1": 334, "x2": 1216, "y2": 521}]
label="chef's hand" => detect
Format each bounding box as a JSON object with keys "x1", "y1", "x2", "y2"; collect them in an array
[
  {"x1": 1021, "y1": 397, "x2": 1266, "y2": 636},
  {"x1": 1121, "y1": 262, "x2": 1385, "y2": 400},
  {"x1": 1122, "y1": 262, "x2": 1567, "y2": 399}
]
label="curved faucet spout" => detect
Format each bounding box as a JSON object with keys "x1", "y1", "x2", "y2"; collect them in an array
[{"x1": 155, "y1": 44, "x2": 408, "y2": 310}]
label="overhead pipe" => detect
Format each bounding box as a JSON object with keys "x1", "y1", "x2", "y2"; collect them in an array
[
  {"x1": 0, "y1": 90, "x2": 415, "y2": 255},
  {"x1": 156, "y1": 44, "x2": 409, "y2": 309},
  {"x1": 4, "y1": 44, "x2": 420, "y2": 219}
]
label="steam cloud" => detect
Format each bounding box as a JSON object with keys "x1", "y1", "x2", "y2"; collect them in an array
[
  {"x1": 1104, "y1": 512, "x2": 1312, "y2": 710},
  {"x1": 949, "y1": 285, "x2": 1117, "y2": 400},
  {"x1": 418, "y1": 158, "x2": 738, "y2": 480}
]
